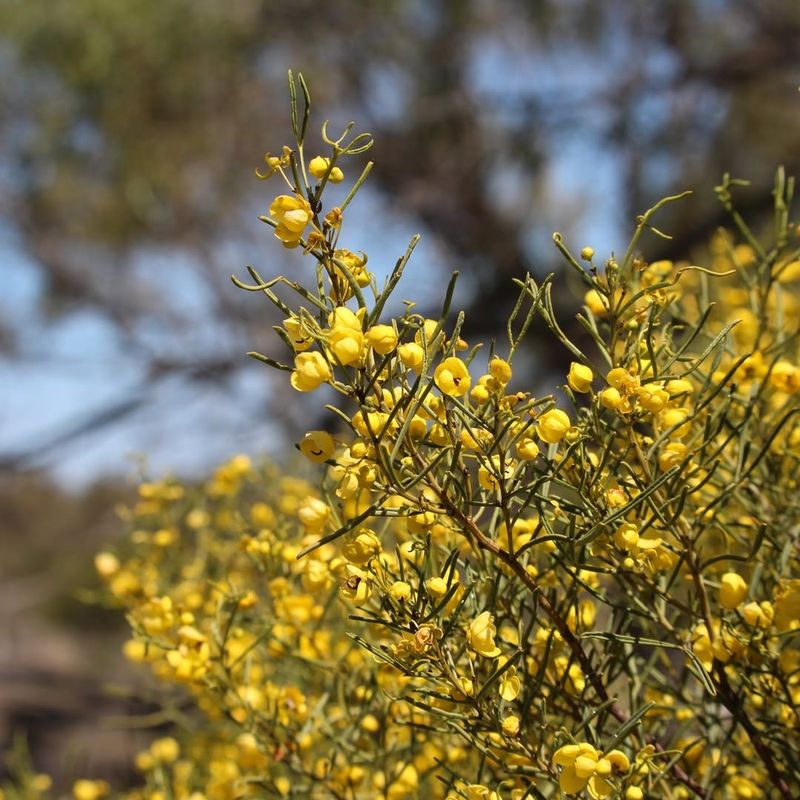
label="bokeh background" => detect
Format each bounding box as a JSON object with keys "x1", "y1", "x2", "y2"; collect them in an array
[{"x1": 2, "y1": 0, "x2": 799, "y2": 786}]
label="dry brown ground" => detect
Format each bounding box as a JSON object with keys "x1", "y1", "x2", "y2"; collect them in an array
[{"x1": 0, "y1": 475, "x2": 155, "y2": 788}]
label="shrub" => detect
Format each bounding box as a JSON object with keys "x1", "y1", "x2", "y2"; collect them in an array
[{"x1": 7, "y1": 72, "x2": 800, "y2": 800}]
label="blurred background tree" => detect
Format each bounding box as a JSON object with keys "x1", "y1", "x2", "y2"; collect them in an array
[
  {"x1": 1, "y1": 0, "x2": 799, "y2": 784},
  {"x1": 2, "y1": 0, "x2": 799, "y2": 480}
]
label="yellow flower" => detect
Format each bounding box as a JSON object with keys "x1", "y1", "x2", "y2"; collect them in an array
[
  {"x1": 598, "y1": 386, "x2": 623, "y2": 410},
  {"x1": 459, "y1": 785, "x2": 500, "y2": 800},
  {"x1": 297, "y1": 496, "x2": 329, "y2": 531},
  {"x1": 658, "y1": 442, "x2": 687, "y2": 471},
  {"x1": 342, "y1": 528, "x2": 381, "y2": 565},
  {"x1": 581, "y1": 246, "x2": 595, "y2": 260},
  {"x1": 568, "y1": 362, "x2": 594, "y2": 393},
  {"x1": 585, "y1": 289, "x2": 610, "y2": 317},
  {"x1": 269, "y1": 194, "x2": 313, "y2": 248},
  {"x1": 340, "y1": 566, "x2": 372, "y2": 606},
  {"x1": 426, "y1": 576, "x2": 448, "y2": 597},
  {"x1": 501, "y1": 714, "x2": 520, "y2": 736},
  {"x1": 659, "y1": 406, "x2": 692, "y2": 438},
  {"x1": 489, "y1": 357, "x2": 512, "y2": 385},
  {"x1": 333, "y1": 248, "x2": 371, "y2": 290},
  {"x1": 516, "y1": 437, "x2": 540, "y2": 461},
  {"x1": 387, "y1": 764, "x2": 418, "y2": 800},
  {"x1": 73, "y1": 781, "x2": 110, "y2": 800},
  {"x1": 536, "y1": 408, "x2": 571, "y2": 444},
  {"x1": 299, "y1": 430, "x2": 335, "y2": 463},
  {"x1": 665, "y1": 378, "x2": 693, "y2": 397},
  {"x1": 770, "y1": 360, "x2": 800, "y2": 394},
  {"x1": 552, "y1": 743, "x2": 630, "y2": 798},
  {"x1": 32, "y1": 775, "x2": 52, "y2": 793},
  {"x1": 728, "y1": 775, "x2": 764, "y2": 798},
  {"x1": 614, "y1": 522, "x2": 639, "y2": 551},
  {"x1": 366, "y1": 324, "x2": 398, "y2": 354},
  {"x1": 291, "y1": 351, "x2": 332, "y2": 392},
  {"x1": 741, "y1": 600, "x2": 774, "y2": 629},
  {"x1": 499, "y1": 665, "x2": 521, "y2": 701},
  {"x1": 774, "y1": 579, "x2": 800, "y2": 631},
  {"x1": 434, "y1": 357, "x2": 471, "y2": 397},
  {"x1": 327, "y1": 307, "x2": 365, "y2": 366},
  {"x1": 308, "y1": 155, "x2": 344, "y2": 183},
  {"x1": 415, "y1": 318, "x2": 445, "y2": 351},
  {"x1": 607, "y1": 367, "x2": 640, "y2": 395},
  {"x1": 390, "y1": 581, "x2": 412, "y2": 602},
  {"x1": 283, "y1": 315, "x2": 314, "y2": 351},
  {"x1": 398, "y1": 342, "x2": 425, "y2": 371},
  {"x1": 150, "y1": 737, "x2": 180, "y2": 763},
  {"x1": 467, "y1": 611, "x2": 501, "y2": 657},
  {"x1": 94, "y1": 551, "x2": 119, "y2": 578},
  {"x1": 719, "y1": 572, "x2": 748, "y2": 610},
  {"x1": 636, "y1": 384, "x2": 670, "y2": 414}
]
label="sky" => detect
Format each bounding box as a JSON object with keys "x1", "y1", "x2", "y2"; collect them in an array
[{"x1": 0, "y1": 10, "x2": 687, "y2": 490}]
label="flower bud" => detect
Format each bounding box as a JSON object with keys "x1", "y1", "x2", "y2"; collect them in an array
[
  {"x1": 366, "y1": 324, "x2": 398, "y2": 355},
  {"x1": 309, "y1": 155, "x2": 344, "y2": 183},
  {"x1": 536, "y1": 409, "x2": 571, "y2": 444},
  {"x1": 489, "y1": 357, "x2": 512, "y2": 385},
  {"x1": 719, "y1": 572, "x2": 748, "y2": 610},
  {"x1": 567, "y1": 362, "x2": 593, "y2": 393},
  {"x1": 390, "y1": 581, "x2": 412, "y2": 602}
]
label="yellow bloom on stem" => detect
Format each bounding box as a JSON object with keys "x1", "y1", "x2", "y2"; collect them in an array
[
  {"x1": 552, "y1": 743, "x2": 630, "y2": 798},
  {"x1": 308, "y1": 155, "x2": 344, "y2": 183},
  {"x1": 585, "y1": 289, "x2": 610, "y2": 317},
  {"x1": 390, "y1": 581, "x2": 412, "y2": 602},
  {"x1": 536, "y1": 408, "x2": 571, "y2": 444},
  {"x1": 269, "y1": 194, "x2": 313, "y2": 248},
  {"x1": 283, "y1": 315, "x2": 314, "y2": 351},
  {"x1": 434, "y1": 357, "x2": 471, "y2": 397},
  {"x1": 326, "y1": 307, "x2": 365, "y2": 366},
  {"x1": 342, "y1": 528, "x2": 381, "y2": 565},
  {"x1": 719, "y1": 572, "x2": 748, "y2": 610},
  {"x1": 333, "y1": 248, "x2": 371, "y2": 290},
  {"x1": 516, "y1": 437, "x2": 540, "y2": 460},
  {"x1": 607, "y1": 367, "x2": 640, "y2": 395},
  {"x1": 741, "y1": 600, "x2": 774, "y2": 629},
  {"x1": 665, "y1": 378, "x2": 693, "y2": 397},
  {"x1": 398, "y1": 342, "x2": 425, "y2": 371},
  {"x1": 299, "y1": 430, "x2": 335, "y2": 463},
  {"x1": 568, "y1": 362, "x2": 594, "y2": 393},
  {"x1": 73, "y1": 781, "x2": 110, "y2": 800},
  {"x1": 150, "y1": 737, "x2": 180, "y2": 763},
  {"x1": 467, "y1": 611, "x2": 501, "y2": 657},
  {"x1": 297, "y1": 496, "x2": 329, "y2": 531},
  {"x1": 501, "y1": 714, "x2": 520, "y2": 736},
  {"x1": 598, "y1": 386, "x2": 623, "y2": 411},
  {"x1": 426, "y1": 576, "x2": 448, "y2": 597},
  {"x1": 774, "y1": 579, "x2": 800, "y2": 631},
  {"x1": 489, "y1": 357, "x2": 512, "y2": 385},
  {"x1": 94, "y1": 551, "x2": 119, "y2": 578},
  {"x1": 770, "y1": 360, "x2": 800, "y2": 394},
  {"x1": 291, "y1": 351, "x2": 332, "y2": 392},
  {"x1": 366, "y1": 324, "x2": 398, "y2": 354},
  {"x1": 499, "y1": 665, "x2": 521, "y2": 701},
  {"x1": 340, "y1": 566, "x2": 372, "y2": 606},
  {"x1": 636, "y1": 383, "x2": 670, "y2": 414}
]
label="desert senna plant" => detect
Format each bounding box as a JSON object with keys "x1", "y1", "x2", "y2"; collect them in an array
[
  {"x1": 5, "y1": 72, "x2": 800, "y2": 800},
  {"x1": 230, "y1": 75, "x2": 800, "y2": 799}
]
